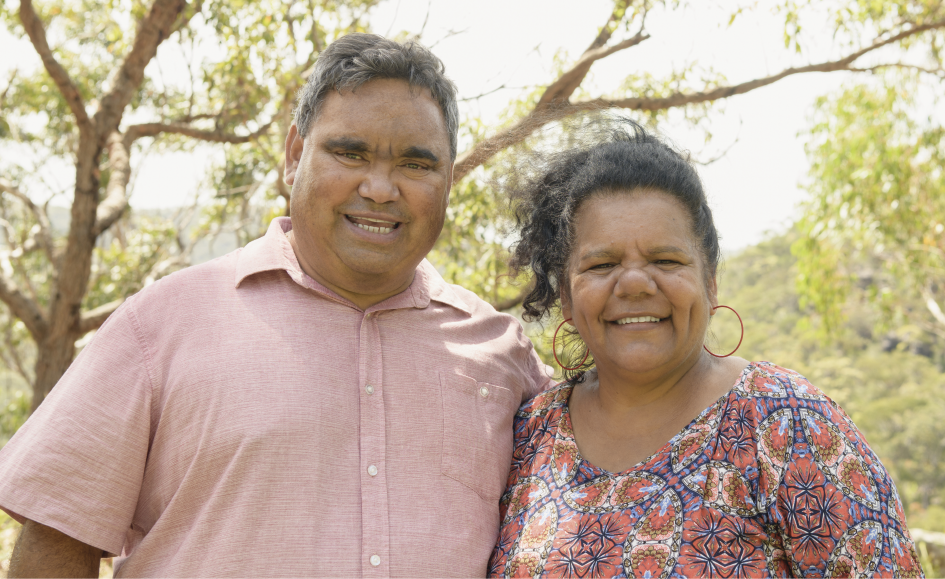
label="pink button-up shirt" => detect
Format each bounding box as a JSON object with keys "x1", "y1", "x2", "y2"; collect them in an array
[{"x1": 0, "y1": 217, "x2": 552, "y2": 577}]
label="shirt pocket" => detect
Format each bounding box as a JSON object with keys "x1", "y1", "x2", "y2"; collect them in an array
[{"x1": 439, "y1": 371, "x2": 517, "y2": 502}]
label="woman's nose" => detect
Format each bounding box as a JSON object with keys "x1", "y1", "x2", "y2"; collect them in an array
[{"x1": 614, "y1": 265, "x2": 657, "y2": 298}]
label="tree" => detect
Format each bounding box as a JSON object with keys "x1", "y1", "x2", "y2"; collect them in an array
[
  {"x1": 2, "y1": 0, "x2": 945, "y2": 413},
  {"x1": 0, "y1": 0, "x2": 378, "y2": 411},
  {"x1": 794, "y1": 74, "x2": 945, "y2": 343}
]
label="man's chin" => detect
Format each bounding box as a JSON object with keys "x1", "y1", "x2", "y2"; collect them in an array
[{"x1": 341, "y1": 255, "x2": 420, "y2": 286}]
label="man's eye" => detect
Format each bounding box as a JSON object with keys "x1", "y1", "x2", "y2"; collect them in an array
[
  {"x1": 342, "y1": 152, "x2": 362, "y2": 160},
  {"x1": 404, "y1": 162, "x2": 427, "y2": 170}
]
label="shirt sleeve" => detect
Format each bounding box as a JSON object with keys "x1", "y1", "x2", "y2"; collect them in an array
[
  {"x1": 774, "y1": 397, "x2": 923, "y2": 578},
  {"x1": 521, "y1": 337, "x2": 555, "y2": 400},
  {"x1": 0, "y1": 298, "x2": 154, "y2": 556}
]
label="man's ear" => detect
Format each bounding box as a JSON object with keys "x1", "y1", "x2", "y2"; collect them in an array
[
  {"x1": 284, "y1": 124, "x2": 305, "y2": 186},
  {"x1": 445, "y1": 162, "x2": 454, "y2": 206}
]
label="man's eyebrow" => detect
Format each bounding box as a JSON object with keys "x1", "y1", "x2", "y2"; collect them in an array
[
  {"x1": 401, "y1": 146, "x2": 439, "y2": 164},
  {"x1": 324, "y1": 137, "x2": 371, "y2": 152}
]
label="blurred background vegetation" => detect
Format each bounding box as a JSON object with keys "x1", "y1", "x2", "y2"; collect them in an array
[{"x1": 2, "y1": 0, "x2": 945, "y2": 575}]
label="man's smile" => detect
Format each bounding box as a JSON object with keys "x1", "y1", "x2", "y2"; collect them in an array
[{"x1": 346, "y1": 215, "x2": 402, "y2": 235}]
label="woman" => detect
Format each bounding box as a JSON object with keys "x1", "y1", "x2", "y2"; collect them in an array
[{"x1": 488, "y1": 120, "x2": 922, "y2": 578}]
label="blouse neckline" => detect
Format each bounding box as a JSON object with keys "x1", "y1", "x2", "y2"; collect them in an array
[{"x1": 558, "y1": 361, "x2": 757, "y2": 477}]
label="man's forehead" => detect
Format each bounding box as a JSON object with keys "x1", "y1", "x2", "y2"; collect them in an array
[{"x1": 310, "y1": 86, "x2": 448, "y2": 150}]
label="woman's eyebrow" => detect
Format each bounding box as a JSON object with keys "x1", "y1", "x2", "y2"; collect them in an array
[{"x1": 579, "y1": 248, "x2": 619, "y2": 261}]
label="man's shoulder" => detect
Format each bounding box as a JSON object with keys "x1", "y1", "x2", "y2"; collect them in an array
[
  {"x1": 439, "y1": 279, "x2": 519, "y2": 320},
  {"x1": 123, "y1": 249, "x2": 244, "y2": 314}
]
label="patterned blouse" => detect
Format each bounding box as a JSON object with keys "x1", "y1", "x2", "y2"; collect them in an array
[{"x1": 489, "y1": 362, "x2": 922, "y2": 578}]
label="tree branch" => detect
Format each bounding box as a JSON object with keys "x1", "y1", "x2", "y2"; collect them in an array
[
  {"x1": 77, "y1": 298, "x2": 124, "y2": 334},
  {"x1": 453, "y1": 4, "x2": 650, "y2": 182},
  {"x1": 0, "y1": 178, "x2": 55, "y2": 264},
  {"x1": 126, "y1": 119, "x2": 274, "y2": 144},
  {"x1": 536, "y1": 0, "x2": 648, "y2": 110},
  {"x1": 92, "y1": 132, "x2": 132, "y2": 237},
  {"x1": 1, "y1": 322, "x2": 33, "y2": 388},
  {"x1": 848, "y1": 63, "x2": 945, "y2": 77},
  {"x1": 489, "y1": 278, "x2": 535, "y2": 312},
  {"x1": 452, "y1": 18, "x2": 945, "y2": 183},
  {"x1": 93, "y1": 0, "x2": 188, "y2": 140},
  {"x1": 586, "y1": 19, "x2": 945, "y2": 112},
  {"x1": 0, "y1": 271, "x2": 47, "y2": 340},
  {"x1": 17, "y1": 0, "x2": 93, "y2": 136},
  {"x1": 922, "y1": 288, "x2": 945, "y2": 328}
]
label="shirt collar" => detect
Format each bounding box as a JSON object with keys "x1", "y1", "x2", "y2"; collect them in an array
[{"x1": 235, "y1": 217, "x2": 471, "y2": 315}]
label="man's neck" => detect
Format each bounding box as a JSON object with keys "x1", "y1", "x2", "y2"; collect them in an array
[{"x1": 286, "y1": 230, "x2": 415, "y2": 310}]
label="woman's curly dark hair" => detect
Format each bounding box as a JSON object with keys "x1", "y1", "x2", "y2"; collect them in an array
[{"x1": 507, "y1": 116, "x2": 721, "y2": 379}]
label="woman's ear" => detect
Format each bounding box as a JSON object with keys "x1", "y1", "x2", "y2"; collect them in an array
[
  {"x1": 707, "y1": 274, "x2": 719, "y2": 313},
  {"x1": 560, "y1": 285, "x2": 572, "y2": 321}
]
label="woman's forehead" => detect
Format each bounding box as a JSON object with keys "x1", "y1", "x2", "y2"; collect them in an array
[{"x1": 572, "y1": 190, "x2": 697, "y2": 248}]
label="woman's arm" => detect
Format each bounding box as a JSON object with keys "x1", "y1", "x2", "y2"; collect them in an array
[{"x1": 776, "y1": 398, "x2": 923, "y2": 577}]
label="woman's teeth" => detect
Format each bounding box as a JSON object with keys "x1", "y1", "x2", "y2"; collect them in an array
[{"x1": 615, "y1": 316, "x2": 661, "y2": 324}]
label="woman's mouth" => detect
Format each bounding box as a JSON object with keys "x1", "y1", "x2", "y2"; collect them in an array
[{"x1": 614, "y1": 316, "x2": 664, "y2": 325}]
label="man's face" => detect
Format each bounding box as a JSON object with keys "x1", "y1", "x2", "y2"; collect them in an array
[{"x1": 284, "y1": 78, "x2": 453, "y2": 308}]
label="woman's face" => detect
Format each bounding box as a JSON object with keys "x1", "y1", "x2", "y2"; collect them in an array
[{"x1": 562, "y1": 190, "x2": 716, "y2": 377}]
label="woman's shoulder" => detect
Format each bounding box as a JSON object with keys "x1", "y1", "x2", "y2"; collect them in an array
[
  {"x1": 516, "y1": 381, "x2": 573, "y2": 420},
  {"x1": 733, "y1": 361, "x2": 830, "y2": 402}
]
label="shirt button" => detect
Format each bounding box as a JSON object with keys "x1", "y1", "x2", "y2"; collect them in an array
[
  {"x1": 479, "y1": 386, "x2": 489, "y2": 397},
  {"x1": 370, "y1": 555, "x2": 381, "y2": 566},
  {"x1": 366, "y1": 384, "x2": 374, "y2": 395},
  {"x1": 368, "y1": 465, "x2": 378, "y2": 476}
]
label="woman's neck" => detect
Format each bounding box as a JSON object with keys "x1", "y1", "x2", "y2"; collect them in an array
[{"x1": 568, "y1": 353, "x2": 749, "y2": 473}]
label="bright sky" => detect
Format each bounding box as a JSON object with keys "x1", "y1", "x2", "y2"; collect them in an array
[{"x1": 1, "y1": 0, "x2": 863, "y2": 252}]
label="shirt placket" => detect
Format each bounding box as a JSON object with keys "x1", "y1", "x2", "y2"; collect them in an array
[{"x1": 359, "y1": 310, "x2": 390, "y2": 577}]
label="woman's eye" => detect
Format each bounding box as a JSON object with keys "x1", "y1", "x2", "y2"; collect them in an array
[{"x1": 590, "y1": 263, "x2": 614, "y2": 270}]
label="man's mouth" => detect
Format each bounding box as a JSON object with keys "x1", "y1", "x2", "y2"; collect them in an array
[{"x1": 347, "y1": 215, "x2": 400, "y2": 234}]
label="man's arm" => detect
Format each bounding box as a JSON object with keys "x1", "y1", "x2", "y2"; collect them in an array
[{"x1": 8, "y1": 519, "x2": 102, "y2": 578}]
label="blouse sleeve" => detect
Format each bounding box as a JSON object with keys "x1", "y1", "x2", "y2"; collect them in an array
[{"x1": 773, "y1": 393, "x2": 924, "y2": 578}]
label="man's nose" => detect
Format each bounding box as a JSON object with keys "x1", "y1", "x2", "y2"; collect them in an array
[
  {"x1": 357, "y1": 165, "x2": 399, "y2": 204},
  {"x1": 614, "y1": 265, "x2": 657, "y2": 298}
]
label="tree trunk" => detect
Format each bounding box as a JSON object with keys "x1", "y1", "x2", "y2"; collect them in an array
[
  {"x1": 28, "y1": 143, "x2": 101, "y2": 413},
  {"x1": 31, "y1": 334, "x2": 77, "y2": 413}
]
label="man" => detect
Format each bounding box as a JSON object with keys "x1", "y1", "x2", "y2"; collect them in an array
[{"x1": 0, "y1": 34, "x2": 552, "y2": 577}]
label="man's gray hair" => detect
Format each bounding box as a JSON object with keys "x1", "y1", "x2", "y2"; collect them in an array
[{"x1": 295, "y1": 33, "x2": 460, "y2": 161}]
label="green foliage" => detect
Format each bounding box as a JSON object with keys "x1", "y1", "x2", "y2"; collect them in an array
[
  {"x1": 0, "y1": 371, "x2": 28, "y2": 448},
  {"x1": 794, "y1": 74, "x2": 945, "y2": 336},
  {"x1": 775, "y1": 0, "x2": 945, "y2": 54},
  {"x1": 84, "y1": 215, "x2": 179, "y2": 311}
]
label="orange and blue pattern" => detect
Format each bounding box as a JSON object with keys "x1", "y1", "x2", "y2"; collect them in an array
[{"x1": 489, "y1": 362, "x2": 923, "y2": 578}]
